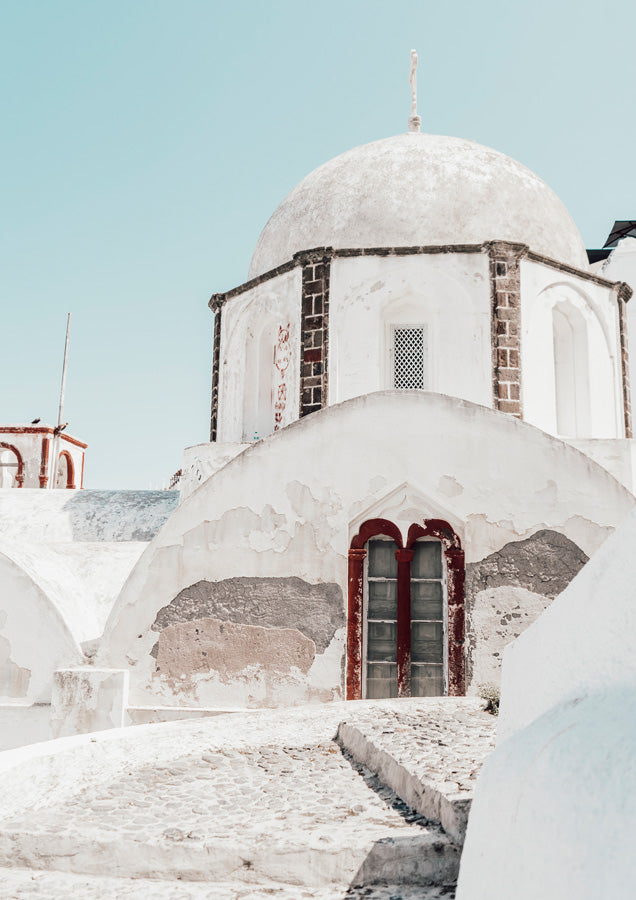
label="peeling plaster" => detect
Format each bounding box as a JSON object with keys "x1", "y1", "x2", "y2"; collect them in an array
[
  {"x1": 466, "y1": 530, "x2": 588, "y2": 600},
  {"x1": 437, "y1": 475, "x2": 464, "y2": 498},
  {"x1": 465, "y1": 530, "x2": 588, "y2": 690},
  {"x1": 285, "y1": 481, "x2": 342, "y2": 523},
  {"x1": 467, "y1": 586, "x2": 552, "y2": 690},
  {"x1": 151, "y1": 576, "x2": 345, "y2": 655}
]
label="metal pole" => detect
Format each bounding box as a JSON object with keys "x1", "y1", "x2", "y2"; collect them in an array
[{"x1": 49, "y1": 313, "x2": 71, "y2": 489}]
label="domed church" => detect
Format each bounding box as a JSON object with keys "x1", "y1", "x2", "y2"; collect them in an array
[{"x1": 18, "y1": 57, "x2": 636, "y2": 737}]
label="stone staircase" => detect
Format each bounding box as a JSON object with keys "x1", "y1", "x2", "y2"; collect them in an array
[{"x1": 0, "y1": 699, "x2": 496, "y2": 899}]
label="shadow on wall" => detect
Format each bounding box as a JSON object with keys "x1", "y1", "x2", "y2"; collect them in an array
[{"x1": 62, "y1": 490, "x2": 179, "y2": 542}]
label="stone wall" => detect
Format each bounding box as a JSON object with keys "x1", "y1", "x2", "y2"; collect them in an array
[{"x1": 299, "y1": 249, "x2": 331, "y2": 417}]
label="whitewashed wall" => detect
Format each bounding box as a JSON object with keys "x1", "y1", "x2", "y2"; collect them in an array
[
  {"x1": 0, "y1": 542, "x2": 85, "y2": 749},
  {"x1": 0, "y1": 431, "x2": 45, "y2": 488},
  {"x1": 0, "y1": 429, "x2": 86, "y2": 489},
  {"x1": 99, "y1": 393, "x2": 633, "y2": 711},
  {"x1": 599, "y1": 236, "x2": 636, "y2": 347},
  {"x1": 457, "y1": 509, "x2": 636, "y2": 900},
  {"x1": 520, "y1": 260, "x2": 624, "y2": 439},
  {"x1": 328, "y1": 254, "x2": 492, "y2": 407},
  {"x1": 179, "y1": 442, "x2": 249, "y2": 503},
  {"x1": 217, "y1": 268, "x2": 302, "y2": 442}
]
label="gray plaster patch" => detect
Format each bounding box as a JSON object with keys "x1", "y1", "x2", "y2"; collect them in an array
[
  {"x1": 466, "y1": 529, "x2": 588, "y2": 600},
  {"x1": 151, "y1": 577, "x2": 345, "y2": 654},
  {"x1": 464, "y1": 530, "x2": 588, "y2": 689}
]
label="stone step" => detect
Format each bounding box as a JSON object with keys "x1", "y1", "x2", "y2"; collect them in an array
[
  {"x1": 0, "y1": 737, "x2": 460, "y2": 889},
  {"x1": 0, "y1": 825, "x2": 459, "y2": 889},
  {"x1": 336, "y1": 701, "x2": 496, "y2": 844},
  {"x1": 0, "y1": 867, "x2": 458, "y2": 899}
]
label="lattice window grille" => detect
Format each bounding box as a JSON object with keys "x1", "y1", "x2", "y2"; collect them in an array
[{"x1": 393, "y1": 325, "x2": 428, "y2": 389}]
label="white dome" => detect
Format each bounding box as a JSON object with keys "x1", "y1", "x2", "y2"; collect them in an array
[{"x1": 249, "y1": 133, "x2": 588, "y2": 278}]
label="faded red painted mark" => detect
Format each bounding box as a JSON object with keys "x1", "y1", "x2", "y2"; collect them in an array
[{"x1": 274, "y1": 323, "x2": 291, "y2": 432}]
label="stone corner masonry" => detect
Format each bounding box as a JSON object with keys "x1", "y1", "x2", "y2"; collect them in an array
[
  {"x1": 485, "y1": 241, "x2": 527, "y2": 418},
  {"x1": 207, "y1": 241, "x2": 634, "y2": 437},
  {"x1": 296, "y1": 248, "x2": 333, "y2": 418}
]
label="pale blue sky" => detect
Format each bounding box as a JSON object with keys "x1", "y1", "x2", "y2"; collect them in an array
[{"x1": 2, "y1": 0, "x2": 635, "y2": 488}]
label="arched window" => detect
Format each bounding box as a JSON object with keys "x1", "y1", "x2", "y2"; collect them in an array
[
  {"x1": 0, "y1": 443, "x2": 24, "y2": 489},
  {"x1": 552, "y1": 302, "x2": 591, "y2": 437},
  {"x1": 347, "y1": 518, "x2": 465, "y2": 699},
  {"x1": 55, "y1": 450, "x2": 75, "y2": 489}
]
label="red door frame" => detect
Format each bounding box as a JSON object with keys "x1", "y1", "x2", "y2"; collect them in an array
[{"x1": 346, "y1": 517, "x2": 465, "y2": 699}]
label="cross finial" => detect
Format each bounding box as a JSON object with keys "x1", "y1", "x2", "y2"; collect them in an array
[{"x1": 408, "y1": 49, "x2": 421, "y2": 133}]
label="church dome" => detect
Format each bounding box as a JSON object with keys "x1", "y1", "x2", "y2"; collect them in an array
[{"x1": 249, "y1": 133, "x2": 588, "y2": 278}]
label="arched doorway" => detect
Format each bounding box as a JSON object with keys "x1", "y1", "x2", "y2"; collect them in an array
[{"x1": 346, "y1": 518, "x2": 465, "y2": 700}]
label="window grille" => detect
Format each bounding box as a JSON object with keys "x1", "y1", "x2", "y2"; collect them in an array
[{"x1": 393, "y1": 325, "x2": 427, "y2": 389}]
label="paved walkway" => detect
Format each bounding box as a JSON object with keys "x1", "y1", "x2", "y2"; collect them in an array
[
  {"x1": 0, "y1": 698, "x2": 495, "y2": 898},
  {"x1": 0, "y1": 868, "x2": 458, "y2": 899}
]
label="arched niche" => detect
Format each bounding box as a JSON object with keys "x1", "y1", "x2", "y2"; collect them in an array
[
  {"x1": 552, "y1": 302, "x2": 591, "y2": 437},
  {"x1": 242, "y1": 319, "x2": 292, "y2": 441},
  {"x1": 218, "y1": 279, "x2": 299, "y2": 443},
  {"x1": 55, "y1": 450, "x2": 75, "y2": 489},
  {"x1": 0, "y1": 444, "x2": 24, "y2": 489},
  {"x1": 523, "y1": 283, "x2": 620, "y2": 439}
]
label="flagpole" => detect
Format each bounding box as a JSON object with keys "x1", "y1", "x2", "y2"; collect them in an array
[{"x1": 49, "y1": 313, "x2": 71, "y2": 489}]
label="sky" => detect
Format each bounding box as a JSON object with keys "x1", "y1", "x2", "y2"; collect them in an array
[{"x1": 2, "y1": 0, "x2": 635, "y2": 489}]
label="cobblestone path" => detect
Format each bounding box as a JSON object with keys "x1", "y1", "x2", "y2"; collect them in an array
[{"x1": 0, "y1": 698, "x2": 494, "y2": 898}]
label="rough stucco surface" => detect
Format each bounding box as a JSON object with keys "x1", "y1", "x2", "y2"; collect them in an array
[
  {"x1": 152, "y1": 577, "x2": 344, "y2": 654},
  {"x1": 0, "y1": 699, "x2": 485, "y2": 895},
  {"x1": 50, "y1": 668, "x2": 128, "y2": 739},
  {"x1": 155, "y1": 618, "x2": 316, "y2": 680},
  {"x1": 0, "y1": 490, "x2": 176, "y2": 749},
  {"x1": 465, "y1": 530, "x2": 588, "y2": 690},
  {"x1": 249, "y1": 133, "x2": 588, "y2": 278},
  {"x1": 466, "y1": 530, "x2": 588, "y2": 598},
  {"x1": 0, "y1": 490, "x2": 178, "y2": 543},
  {"x1": 100, "y1": 392, "x2": 635, "y2": 709}
]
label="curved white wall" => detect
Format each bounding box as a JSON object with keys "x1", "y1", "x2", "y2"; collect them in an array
[
  {"x1": 99, "y1": 393, "x2": 633, "y2": 710},
  {"x1": 521, "y1": 261, "x2": 623, "y2": 439},
  {"x1": 217, "y1": 268, "x2": 302, "y2": 443},
  {"x1": 0, "y1": 545, "x2": 83, "y2": 703},
  {"x1": 456, "y1": 508, "x2": 636, "y2": 900}
]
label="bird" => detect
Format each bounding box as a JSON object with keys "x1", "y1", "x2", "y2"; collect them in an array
[{"x1": 31, "y1": 418, "x2": 40, "y2": 424}]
